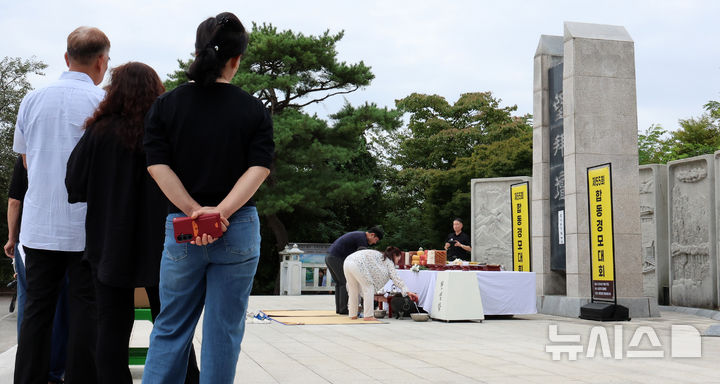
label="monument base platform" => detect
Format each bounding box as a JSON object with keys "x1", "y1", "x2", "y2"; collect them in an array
[{"x1": 537, "y1": 295, "x2": 660, "y2": 318}]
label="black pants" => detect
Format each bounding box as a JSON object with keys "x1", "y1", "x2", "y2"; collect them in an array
[
  {"x1": 324, "y1": 254, "x2": 348, "y2": 314},
  {"x1": 15, "y1": 247, "x2": 96, "y2": 384},
  {"x1": 93, "y1": 277, "x2": 200, "y2": 384}
]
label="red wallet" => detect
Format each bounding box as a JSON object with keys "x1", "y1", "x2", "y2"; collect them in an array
[{"x1": 173, "y1": 213, "x2": 223, "y2": 243}]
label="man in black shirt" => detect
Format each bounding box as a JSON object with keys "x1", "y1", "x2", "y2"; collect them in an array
[
  {"x1": 444, "y1": 218, "x2": 472, "y2": 261},
  {"x1": 325, "y1": 227, "x2": 384, "y2": 314}
]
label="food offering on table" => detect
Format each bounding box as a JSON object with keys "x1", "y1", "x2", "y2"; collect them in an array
[
  {"x1": 409, "y1": 247, "x2": 430, "y2": 266},
  {"x1": 411, "y1": 251, "x2": 420, "y2": 266},
  {"x1": 417, "y1": 247, "x2": 427, "y2": 266},
  {"x1": 427, "y1": 249, "x2": 447, "y2": 265},
  {"x1": 401, "y1": 251, "x2": 417, "y2": 268},
  {"x1": 398, "y1": 249, "x2": 454, "y2": 270},
  {"x1": 463, "y1": 263, "x2": 502, "y2": 271},
  {"x1": 399, "y1": 249, "x2": 502, "y2": 271}
]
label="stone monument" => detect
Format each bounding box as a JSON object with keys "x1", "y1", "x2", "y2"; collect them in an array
[
  {"x1": 471, "y1": 176, "x2": 531, "y2": 268},
  {"x1": 532, "y1": 35, "x2": 566, "y2": 296},
  {"x1": 639, "y1": 164, "x2": 669, "y2": 304},
  {"x1": 668, "y1": 155, "x2": 716, "y2": 308},
  {"x1": 533, "y1": 22, "x2": 658, "y2": 318}
]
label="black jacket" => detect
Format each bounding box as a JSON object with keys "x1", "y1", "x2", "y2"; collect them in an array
[{"x1": 66, "y1": 121, "x2": 166, "y2": 288}]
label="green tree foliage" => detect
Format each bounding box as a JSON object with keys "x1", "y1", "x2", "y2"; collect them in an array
[
  {"x1": 255, "y1": 103, "x2": 399, "y2": 240},
  {"x1": 379, "y1": 92, "x2": 532, "y2": 250},
  {"x1": 0, "y1": 57, "x2": 47, "y2": 188},
  {"x1": 165, "y1": 23, "x2": 374, "y2": 115},
  {"x1": 671, "y1": 114, "x2": 720, "y2": 159},
  {"x1": 235, "y1": 24, "x2": 394, "y2": 254},
  {"x1": 638, "y1": 101, "x2": 720, "y2": 164},
  {"x1": 163, "y1": 59, "x2": 191, "y2": 90},
  {"x1": 236, "y1": 23, "x2": 374, "y2": 114},
  {"x1": 251, "y1": 103, "x2": 399, "y2": 293},
  {"x1": 0, "y1": 56, "x2": 46, "y2": 283},
  {"x1": 638, "y1": 124, "x2": 673, "y2": 165},
  {"x1": 706, "y1": 100, "x2": 720, "y2": 120}
]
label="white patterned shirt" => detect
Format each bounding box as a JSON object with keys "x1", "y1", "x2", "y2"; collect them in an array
[
  {"x1": 13, "y1": 71, "x2": 104, "y2": 251},
  {"x1": 345, "y1": 249, "x2": 409, "y2": 295}
]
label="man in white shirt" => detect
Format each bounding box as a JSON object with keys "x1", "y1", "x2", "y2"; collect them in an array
[{"x1": 13, "y1": 26, "x2": 110, "y2": 384}]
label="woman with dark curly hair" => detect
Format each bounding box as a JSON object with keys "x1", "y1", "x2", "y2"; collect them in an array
[{"x1": 66, "y1": 62, "x2": 198, "y2": 384}]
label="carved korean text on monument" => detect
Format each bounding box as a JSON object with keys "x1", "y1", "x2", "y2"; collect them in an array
[{"x1": 548, "y1": 62, "x2": 566, "y2": 271}]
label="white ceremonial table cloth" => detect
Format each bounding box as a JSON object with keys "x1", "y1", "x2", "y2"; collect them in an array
[{"x1": 383, "y1": 270, "x2": 537, "y2": 316}]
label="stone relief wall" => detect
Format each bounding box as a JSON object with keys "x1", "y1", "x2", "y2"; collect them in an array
[
  {"x1": 668, "y1": 158, "x2": 715, "y2": 308},
  {"x1": 471, "y1": 178, "x2": 530, "y2": 268},
  {"x1": 639, "y1": 164, "x2": 669, "y2": 304},
  {"x1": 473, "y1": 185, "x2": 511, "y2": 266},
  {"x1": 468, "y1": 155, "x2": 720, "y2": 308},
  {"x1": 639, "y1": 167, "x2": 657, "y2": 298}
]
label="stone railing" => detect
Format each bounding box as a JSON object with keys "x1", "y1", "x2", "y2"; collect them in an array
[
  {"x1": 301, "y1": 263, "x2": 334, "y2": 292},
  {"x1": 279, "y1": 243, "x2": 333, "y2": 295}
]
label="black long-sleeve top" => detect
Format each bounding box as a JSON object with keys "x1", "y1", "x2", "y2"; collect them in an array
[
  {"x1": 9, "y1": 155, "x2": 28, "y2": 202},
  {"x1": 327, "y1": 231, "x2": 369, "y2": 259},
  {"x1": 8, "y1": 155, "x2": 28, "y2": 233},
  {"x1": 66, "y1": 121, "x2": 167, "y2": 288},
  {"x1": 446, "y1": 231, "x2": 471, "y2": 261},
  {"x1": 143, "y1": 82, "x2": 274, "y2": 213}
]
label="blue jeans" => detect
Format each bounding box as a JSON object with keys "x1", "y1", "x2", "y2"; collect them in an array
[
  {"x1": 15, "y1": 246, "x2": 69, "y2": 383},
  {"x1": 143, "y1": 207, "x2": 261, "y2": 384}
]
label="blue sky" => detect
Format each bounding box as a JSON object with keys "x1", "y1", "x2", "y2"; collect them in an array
[{"x1": 1, "y1": 0, "x2": 718, "y2": 132}]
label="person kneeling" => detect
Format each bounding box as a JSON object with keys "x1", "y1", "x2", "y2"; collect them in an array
[{"x1": 343, "y1": 246, "x2": 418, "y2": 321}]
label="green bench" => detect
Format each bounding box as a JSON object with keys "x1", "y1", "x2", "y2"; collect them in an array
[{"x1": 128, "y1": 308, "x2": 152, "y2": 365}]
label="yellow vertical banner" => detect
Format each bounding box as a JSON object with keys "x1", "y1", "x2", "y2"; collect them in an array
[
  {"x1": 587, "y1": 164, "x2": 616, "y2": 301},
  {"x1": 510, "y1": 182, "x2": 531, "y2": 272}
]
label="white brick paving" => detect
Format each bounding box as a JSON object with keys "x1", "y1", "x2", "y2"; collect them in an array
[{"x1": 0, "y1": 295, "x2": 719, "y2": 383}]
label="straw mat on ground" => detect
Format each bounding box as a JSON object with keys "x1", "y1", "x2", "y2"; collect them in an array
[
  {"x1": 270, "y1": 315, "x2": 384, "y2": 325},
  {"x1": 261, "y1": 310, "x2": 337, "y2": 317}
]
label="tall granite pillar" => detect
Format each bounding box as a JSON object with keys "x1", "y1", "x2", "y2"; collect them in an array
[
  {"x1": 563, "y1": 22, "x2": 643, "y2": 301},
  {"x1": 532, "y1": 35, "x2": 566, "y2": 296}
]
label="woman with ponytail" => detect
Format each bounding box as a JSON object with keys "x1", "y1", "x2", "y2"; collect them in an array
[{"x1": 142, "y1": 12, "x2": 274, "y2": 383}]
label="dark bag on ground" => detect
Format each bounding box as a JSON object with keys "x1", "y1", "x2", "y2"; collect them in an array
[{"x1": 390, "y1": 293, "x2": 421, "y2": 319}]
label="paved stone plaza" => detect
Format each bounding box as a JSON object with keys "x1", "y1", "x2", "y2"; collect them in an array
[{"x1": 1, "y1": 295, "x2": 718, "y2": 383}]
